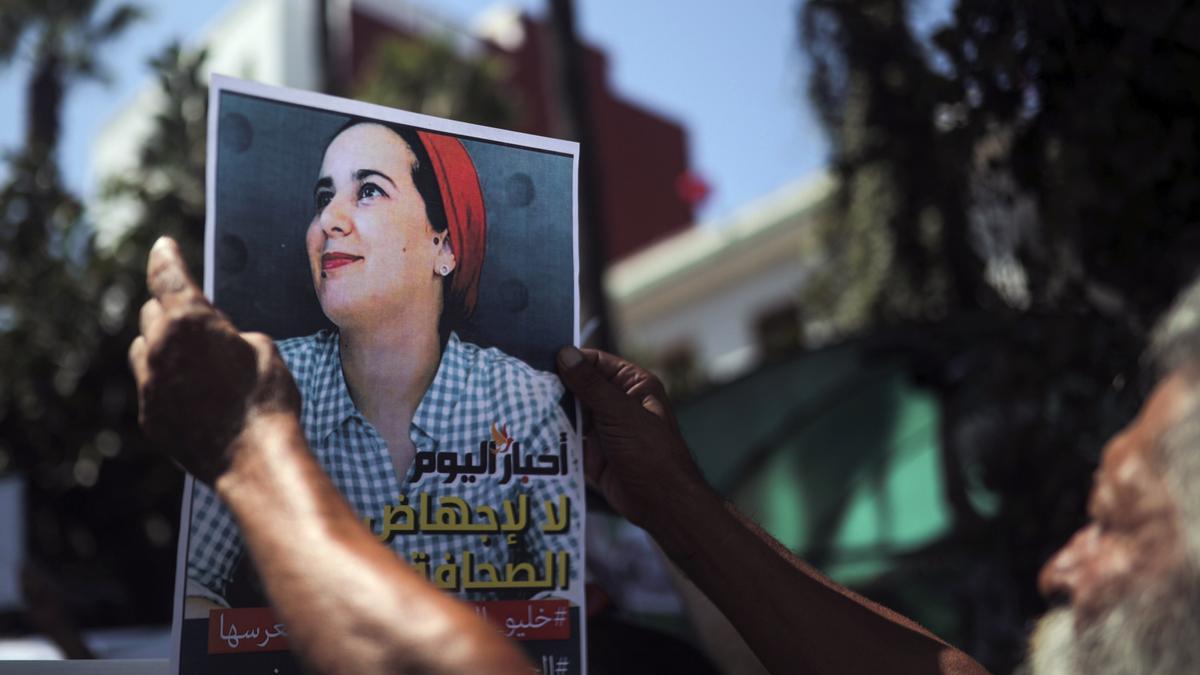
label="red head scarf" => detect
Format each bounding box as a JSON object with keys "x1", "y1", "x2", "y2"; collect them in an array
[{"x1": 416, "y1": 131, "x2": 487, "y2": 318}]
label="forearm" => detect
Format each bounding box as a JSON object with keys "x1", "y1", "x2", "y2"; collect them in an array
[
  {"x1": 650, "y1": 482, "x2": 988, "y2": 675},
  {"x1": 213, "y1": 414, "x2": 530, "y2": 675}
]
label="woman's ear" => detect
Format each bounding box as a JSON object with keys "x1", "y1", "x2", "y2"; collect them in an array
[{"x1": 434, "y1": 234, "x2": 457, "y2": 276}]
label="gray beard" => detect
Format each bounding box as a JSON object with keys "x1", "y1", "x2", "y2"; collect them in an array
[{"x1": 1023, "y1": 572, "x2": 1200, "y2": 675}]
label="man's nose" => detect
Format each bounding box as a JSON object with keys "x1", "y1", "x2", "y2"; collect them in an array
[{"x1": 1037, "y1": 525, "x2": 1095, "y2": 602}]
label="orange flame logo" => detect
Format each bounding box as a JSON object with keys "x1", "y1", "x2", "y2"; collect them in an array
[{"x1": 490, "y1": 423, "x2": 513, "y2": 453}]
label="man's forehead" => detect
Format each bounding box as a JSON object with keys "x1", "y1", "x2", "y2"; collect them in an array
[
  {"x1": 1098, "y1": 370, "x2": 1194, "y2": 487},
  {"x1": 1093, "y1": 445, "x2": 1154, "y2": 513}
]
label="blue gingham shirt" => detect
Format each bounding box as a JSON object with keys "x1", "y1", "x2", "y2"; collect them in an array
[{"x1": 187, "y1": 330, "x2": 581, "y2": 603}]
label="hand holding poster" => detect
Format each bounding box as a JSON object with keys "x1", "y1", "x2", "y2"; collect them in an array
[{"x1": 172, "y1": 76, "x2": 585, "y2": 675}]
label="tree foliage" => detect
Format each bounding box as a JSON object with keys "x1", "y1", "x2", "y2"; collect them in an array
[
  {"x1": 0, "y1": 35, "x2": 208, "y2": 627},
  {"x1": 0, "y1": 0, "x2": 143, "y2": 160},
  {"x1": 801, "y1": 0, "x2": 1200, "y2": 669},
  {"x1": 352, "y1": 35, "x2": 517, "y2": 127},
  {"x1": 804, "y1": 0, "x2": 1200, "y2": 331}
]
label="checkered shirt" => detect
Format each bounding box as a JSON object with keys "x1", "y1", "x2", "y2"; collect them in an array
[{"x1": 187, "y1": 330, "x2": 582, "y2": 603}]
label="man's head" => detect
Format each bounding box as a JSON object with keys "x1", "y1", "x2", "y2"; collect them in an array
[{"x1": 1028, "y1": 281, "x2": 1200, "y2": 674}]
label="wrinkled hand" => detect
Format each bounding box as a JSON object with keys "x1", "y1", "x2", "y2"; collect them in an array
[
  {"x1": 128, "y1": 237, "x2": 300, "y2": 484},
  {"x1": 556, "y1": 347, "x2": 710, "y2": 532}
]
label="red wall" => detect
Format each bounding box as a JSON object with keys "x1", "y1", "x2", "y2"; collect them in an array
[{"x1": 349, "y1": 8, "x2": 697, "y2": 262}]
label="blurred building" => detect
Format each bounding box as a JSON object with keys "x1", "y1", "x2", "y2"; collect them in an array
[
  {"x1": 607, "y1": 173, "x2": 832, "y2": 391},
  {"x1": 89, "y1": 0, "x2": 699, "y2": 262},
  {"x1": 602, "y1": 173, "x2": 982, "y2": 656},
  {"x1": 673, "y1": 328, "x2": 975, "y2": 654}
]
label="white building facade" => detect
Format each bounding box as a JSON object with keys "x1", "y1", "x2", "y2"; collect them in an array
[{"x1": 606, "y1": 173, "x2": 833, "y2": 386}]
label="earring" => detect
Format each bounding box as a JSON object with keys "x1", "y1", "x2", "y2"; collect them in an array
[
  {"x1": 433, "y1": 236, "x2": 440, "y2": 245},
  {"x1": 439, "y1": 264, "x2": 450, "y2": 276}
]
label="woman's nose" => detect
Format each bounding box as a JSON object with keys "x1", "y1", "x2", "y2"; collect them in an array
[{"x1": 321, "y1": 195, "x2": 354, "y2": 237}]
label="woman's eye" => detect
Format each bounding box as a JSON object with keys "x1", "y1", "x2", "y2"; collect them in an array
[
  {"x1": 315, "y1": 191, "x2": 333, "y2": 210},
  {"x1": 359, "y1": 183, "x2": 387, "y2": 200}
]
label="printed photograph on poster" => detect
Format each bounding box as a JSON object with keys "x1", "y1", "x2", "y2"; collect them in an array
[{"x1": 170, "y1": 75, "x2": 585, "y2": 675}]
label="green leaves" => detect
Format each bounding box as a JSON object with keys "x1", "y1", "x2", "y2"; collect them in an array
[
  {"x1": 798, "y1": 2, "x2": 1200, "y2": 670},
  {"x1": 352, "y1": 35, "x2": 517, "y2": 127},
  {"x1": 0, "y1": 27, "x2": 205, "y2": 623}
]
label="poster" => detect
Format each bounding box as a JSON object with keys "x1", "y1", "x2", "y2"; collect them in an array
[{"x1": 171, "y1": 75, "x2": 585, "y2": 675}]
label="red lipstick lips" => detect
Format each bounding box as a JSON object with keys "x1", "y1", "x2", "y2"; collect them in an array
[{"x1": 322, "y1": 252, "x2": 362, "y2": 271}]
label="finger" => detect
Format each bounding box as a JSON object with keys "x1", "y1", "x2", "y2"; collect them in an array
[
  {"x1": 139, "y1": 299, "x2": 163, "y2": 338},
  {"x1": 243, "y1": 331, "x2": 302, "y2": 414},
  {"x1": 581, "y1": 348, "x2": 667, "y2": 400},
  {"x1": 147, "y1": 237, "x2": 203, "y2": 311},
  {"x1": 128, "y1": 336, "x2": 149, "y2": 384},
  {"x1": 244, "y1": 332, "x2": 279, "y2": 373},
  {"x1": 582, "y1": 434, "x2": 606, "y2": 487},
  {"x1": 557, "y1": 347, "x2": 631, "y2": 416},
  {"x1": 243, "y1": 331, "x2": 274, "y2": 356},
  {"x1": 580, "y1": 348, "x2": 632, "y2": 380}
]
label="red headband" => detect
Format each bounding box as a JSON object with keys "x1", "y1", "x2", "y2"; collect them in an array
[{"x1": 417, "y1": 130, "x2": 487, "y2": 318}]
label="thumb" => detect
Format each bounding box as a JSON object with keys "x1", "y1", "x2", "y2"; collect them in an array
[
  {"x1": 556, "y1": 346, "x2": 630, "y2": 417},
  {"x1": 148, "y1": 236, "x2": 204, "y2": 311}
]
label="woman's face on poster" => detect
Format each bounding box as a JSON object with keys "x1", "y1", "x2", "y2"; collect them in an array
[{"x1": 307, "y1": 124, "x2": 449, "y2": 328}]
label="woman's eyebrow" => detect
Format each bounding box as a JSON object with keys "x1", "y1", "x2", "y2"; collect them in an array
[
  {"x1": 313, "y1": 176, "x2": 333, "y2": 197},
  {"x1": 354, "y1": 169, "x2": 397, "y2": 188}
]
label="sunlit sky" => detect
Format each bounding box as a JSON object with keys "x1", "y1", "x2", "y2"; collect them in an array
[{"x1": 0, "y1": 0, "x2": 945, "y2": 225}]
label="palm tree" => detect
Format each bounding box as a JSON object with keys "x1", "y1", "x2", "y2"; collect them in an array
[{"x1": 0, "y1": 0, "x2": 143, "y2": 163}]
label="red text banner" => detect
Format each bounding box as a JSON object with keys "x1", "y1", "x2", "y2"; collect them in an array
[{"x1": 207, "y1": 606, "x2": 290, "y2": 654}]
